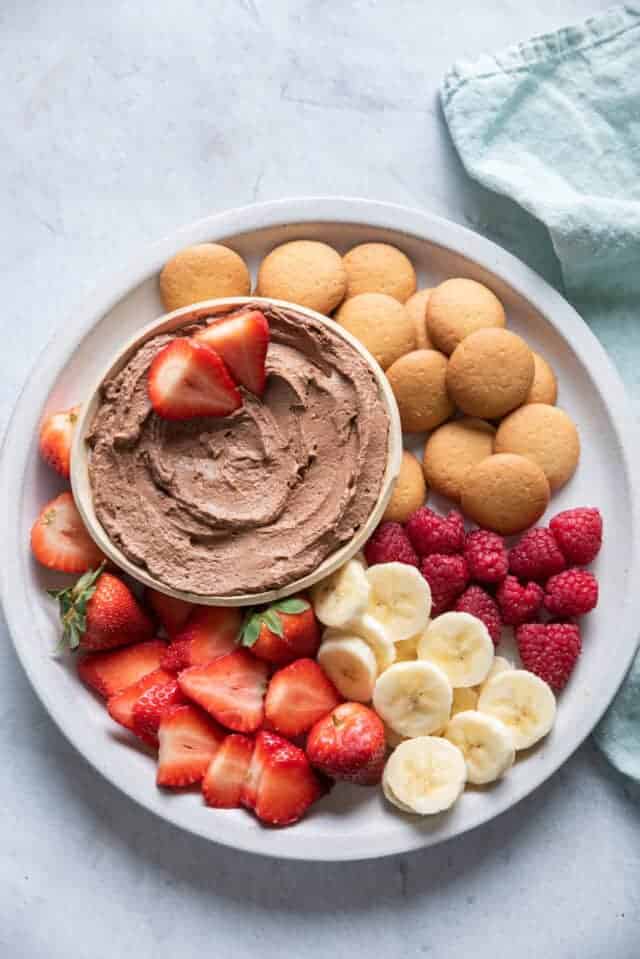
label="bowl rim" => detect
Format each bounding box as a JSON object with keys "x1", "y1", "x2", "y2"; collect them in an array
[{"x1": 70, "y1": 295, "x2": 403, "y2": 606}]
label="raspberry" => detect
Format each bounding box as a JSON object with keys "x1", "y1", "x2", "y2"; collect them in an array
[
  {"x1": 508, "y1": 527, "x2": 566, "y2": 583},
  {"x1": 364, "y1": 522, "x2": 418, "y2": 567},
  {"x1": 549, "y1": 507, "x2": 602, "y2": 566},
  {"x1": 516, "y1": 622, "x2": 581, "y2": 691},
  {"x1": 455, "y1": 585, "x2": 502, "y2": 646},
  {"x1": 406, "y1": 507, "x2": 465, "y2": 557},
  {"x1": 544, "y1": 568, "x2": 598, "y2": 617},
  {"x1": 496, "y1": 575, "x2": 544, "y2": 626},
  {"x1": 464, "y1": 530, "x2": 508, "y2": 583},
  {"x1": 420, "y1": 554, "x2": 469, "y2": 616}
]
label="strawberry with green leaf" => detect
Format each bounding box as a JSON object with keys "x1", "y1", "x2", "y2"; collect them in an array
[
  {"x1": 239, "y1": 595, "x2": 320, "y2": 665},
  {"x1": 49, "y1": 563, "x2": 154, "y2": 652}
]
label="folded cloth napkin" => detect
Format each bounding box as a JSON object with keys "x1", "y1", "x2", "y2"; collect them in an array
[{"x1": 441, "y1": 4, "x2": 640, "y2": 780}]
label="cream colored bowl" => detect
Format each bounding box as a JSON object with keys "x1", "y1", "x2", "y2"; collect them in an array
[{"x1": 70, "y1": 296, "x2": 403, "y2": 607}]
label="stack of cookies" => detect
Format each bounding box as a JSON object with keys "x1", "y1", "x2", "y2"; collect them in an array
[{"x1": 158, "y1": 238, "x2": 580, "y2": 536}]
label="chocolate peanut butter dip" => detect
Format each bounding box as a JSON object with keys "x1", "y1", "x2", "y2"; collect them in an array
[{"x1": 88, "y1": 305, "x2": 389, "y2": 596}]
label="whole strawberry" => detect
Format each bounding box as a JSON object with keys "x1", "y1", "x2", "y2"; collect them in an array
[
  {"x1": 306, "y1": 702, "x2": 386, "y2": 785},
  {"x1": 365, "y1": 522, "x2": 418, "y2": 567},
  {"x1": 50, "y1": 563, "x2": 154, "y2": 651},
  {"x1": 406, "y1": 507, "x2": 465, "y2": 557},
  {"x1": 516, "y1": 622, "x2": 581, "y2": 690},
  {"x1": 496, "y1": 575, "x2": 544, "y2": 626},
  {"x1": 544, "y1": 568, "x2": 598, "y2": 617},
  {"x1": 421, "y1": 554, "x2": 469, "y2": 617},
  {"x1": 549, "y1": 507, "x2": 602, "y2": 566},
  {"x1": 455, "y1": 585, "x2": 502, "y2": 646},
  {"x1": 239, "y1": 596, "x2": 320, "y2": 665},
  {"x1": 508, "y1": 527, "x2": 566, "y2": 583},
  {"x1": 38, "y1": 405, "x2": 80, "y2": 478}
]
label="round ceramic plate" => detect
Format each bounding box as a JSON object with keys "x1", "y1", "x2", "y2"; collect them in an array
[{"x1": 2, "y1": 197, "x2": 638, "y2": 861}]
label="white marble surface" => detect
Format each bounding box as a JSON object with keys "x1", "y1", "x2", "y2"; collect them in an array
[{"x1": 2, "y1": 2, "x2": 639, "y2": 956}]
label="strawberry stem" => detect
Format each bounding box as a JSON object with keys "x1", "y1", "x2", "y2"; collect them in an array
[{"x1": 48, "y1": 561, "x2": 106, "y2": 652}]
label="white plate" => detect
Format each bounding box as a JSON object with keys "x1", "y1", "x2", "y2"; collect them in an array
[{"x1": 2, "y1": 197, "x2": 639, "y2": 862}]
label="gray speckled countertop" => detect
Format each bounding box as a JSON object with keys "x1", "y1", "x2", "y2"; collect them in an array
[{"x1": 2, "y1": 2, "x2": 639, "y2": 956}]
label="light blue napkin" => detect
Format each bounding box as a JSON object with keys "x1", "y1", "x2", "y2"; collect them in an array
[{"x1": 441, "y1": 4, "x2": 640, "y2": 780}]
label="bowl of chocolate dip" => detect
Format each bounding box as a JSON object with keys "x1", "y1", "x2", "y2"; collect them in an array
[{"x1": 70, "y1": 297, "x2": 402, "y2": 606}]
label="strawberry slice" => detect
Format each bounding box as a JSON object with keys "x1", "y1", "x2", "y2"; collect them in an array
[
  {"x1": 202, "y1": 734, "x2": 254, "y2": 808},
  {"x1": 178, "y1": 649, "x2": 268, "y2": 733},
  {"x1": 161, "y1": 606, "x2": 241, "y2": 672},
  {"x1": 78, "y1": 638, "x2": 167, "y2": 698},
  {"x1": 241, "y1": 730, "x2": 324, "y2": 826},
  {"x1": 264, "y1": 659, "x2": 342, "y2": 738},
  {"x1": 194, "y1": 309, "x2": 269, "y2": 396},
  {"x1": 107, "y1": 668, "x2": 174, "y2": 746},
  {"x1": 132, "y1": 678, "x2": 186, "y2": 740},
  {"x1": 39, "y1": 405, "x2": 80, "y2": 478},
  {"x1": 145, "y1": 588, "x2": 194, "y2": 639},
  {"x1": 157, "y1": 704, "x2": 225, "y2": 788},
  {"x1": 30, "y1": 491, "x2": 104, "y2": 574},
  {"x1": 148, "y1": 338, "x2": 242, "y2": 420}
]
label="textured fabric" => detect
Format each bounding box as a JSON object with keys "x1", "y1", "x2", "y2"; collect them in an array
[{"x1": 441, "y1": 5, "x2": 640, "y2": 780}]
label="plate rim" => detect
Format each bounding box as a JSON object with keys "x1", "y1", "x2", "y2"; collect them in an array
[{"x1": 2, "y1": 195, "x2": 639, "y2": 861}]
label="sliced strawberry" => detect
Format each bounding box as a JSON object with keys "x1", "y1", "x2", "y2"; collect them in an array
[
  {"x1": 157, "y1": 704, "x2": 225, "y2": 788},
  {"x1": 265, "y1": 659, "x2": 342, "y2": 738},
  {"x1": 241, "y1": 730, "x2": 323, "y2": 826},
  {"x1": 202, "y1": 734, "x2": 254, "y2": 808},
  {"x1": 145, "y1": 588, "x2": 194, "y2": 638},
  {"x1": 31, "y1": 492, "x2": 104, "y2": 574},
  {"x1": 132, "y1": 678, "x2": 186, "y2": 740},
  {"x1": 38, "y1": 405, "x2": 80, "y2": 478},
  {"x1": 107, "y1": 668, "x2": 174, "y2": 746},
  {"x1": 161, "y1": 639, "x2": 192, "y2": 673},
  {"x1": 178, "y1": 649, "x2": 268, "y2": 733},
  {"x1": 78, "y1": 638, "x2": 167, "y2": 698},
  {"x1": 148, "y1": 338, "x2": 242, "y2": 421},
  {"x1": 194, "y1": 310, "x2": 269, "y2": 396},
  {"x1": 161, "y1": 605, "x2": 241, "y2": 672}
]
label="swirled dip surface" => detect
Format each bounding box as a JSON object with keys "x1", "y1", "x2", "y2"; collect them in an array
[{"x1": 88, "y1": 306, "x2": 389, "y2": 596}]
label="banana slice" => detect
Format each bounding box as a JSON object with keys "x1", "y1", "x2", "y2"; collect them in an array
[
  {"x1": 394, "y1": 633, "x2": 422, "y2": 663},
  {"x1": 343, "y1": 612, "x2": 396, "y2": 673},
  {"x1": 450, "y1": 687, "x2": 479, "y2": 717},
  {"x1": 353, "y1": 551, "x2": 368, "y2": 569},
  {"x1": 311, "y1": 559, "x2": 370, "y2": 627},
  {"x1": 383, "y1": 722, "x2": 407, "y2": 750},
  {"x1": 475, "y1": 655, "x2": 514, "y2": 695},
  {"x1": 382, "y1": 766, "x2": 414, "y2": 813},
  {"x1": 383, "y1": 737, "x2": 467, "y2": 815},
  {"x1": 366, "y1": 563, "x2": 432, "y2": 641},
  {"x1": 417, "y1": 612, "x2": 494, "y2": 688},
  {"x1": 317, "y1": 635, "x2": 377, "y2": 702},
  {"x1": 373, "y1": 661, "x2": 452, "y2": 738},
  {"x1": 477, "y1": 669, "x2": 556, "y2": 750},
  {"x1": 444, "y1": 710, "x2": 515, "y2": 784}
]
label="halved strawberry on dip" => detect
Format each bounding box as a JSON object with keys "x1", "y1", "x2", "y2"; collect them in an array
[
  {"x1": 194, "y1": 309, "x2": 270, "y2": 396},
  {"x1": 148, "y1": 338, "x2": 242, "y2": 420}
]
